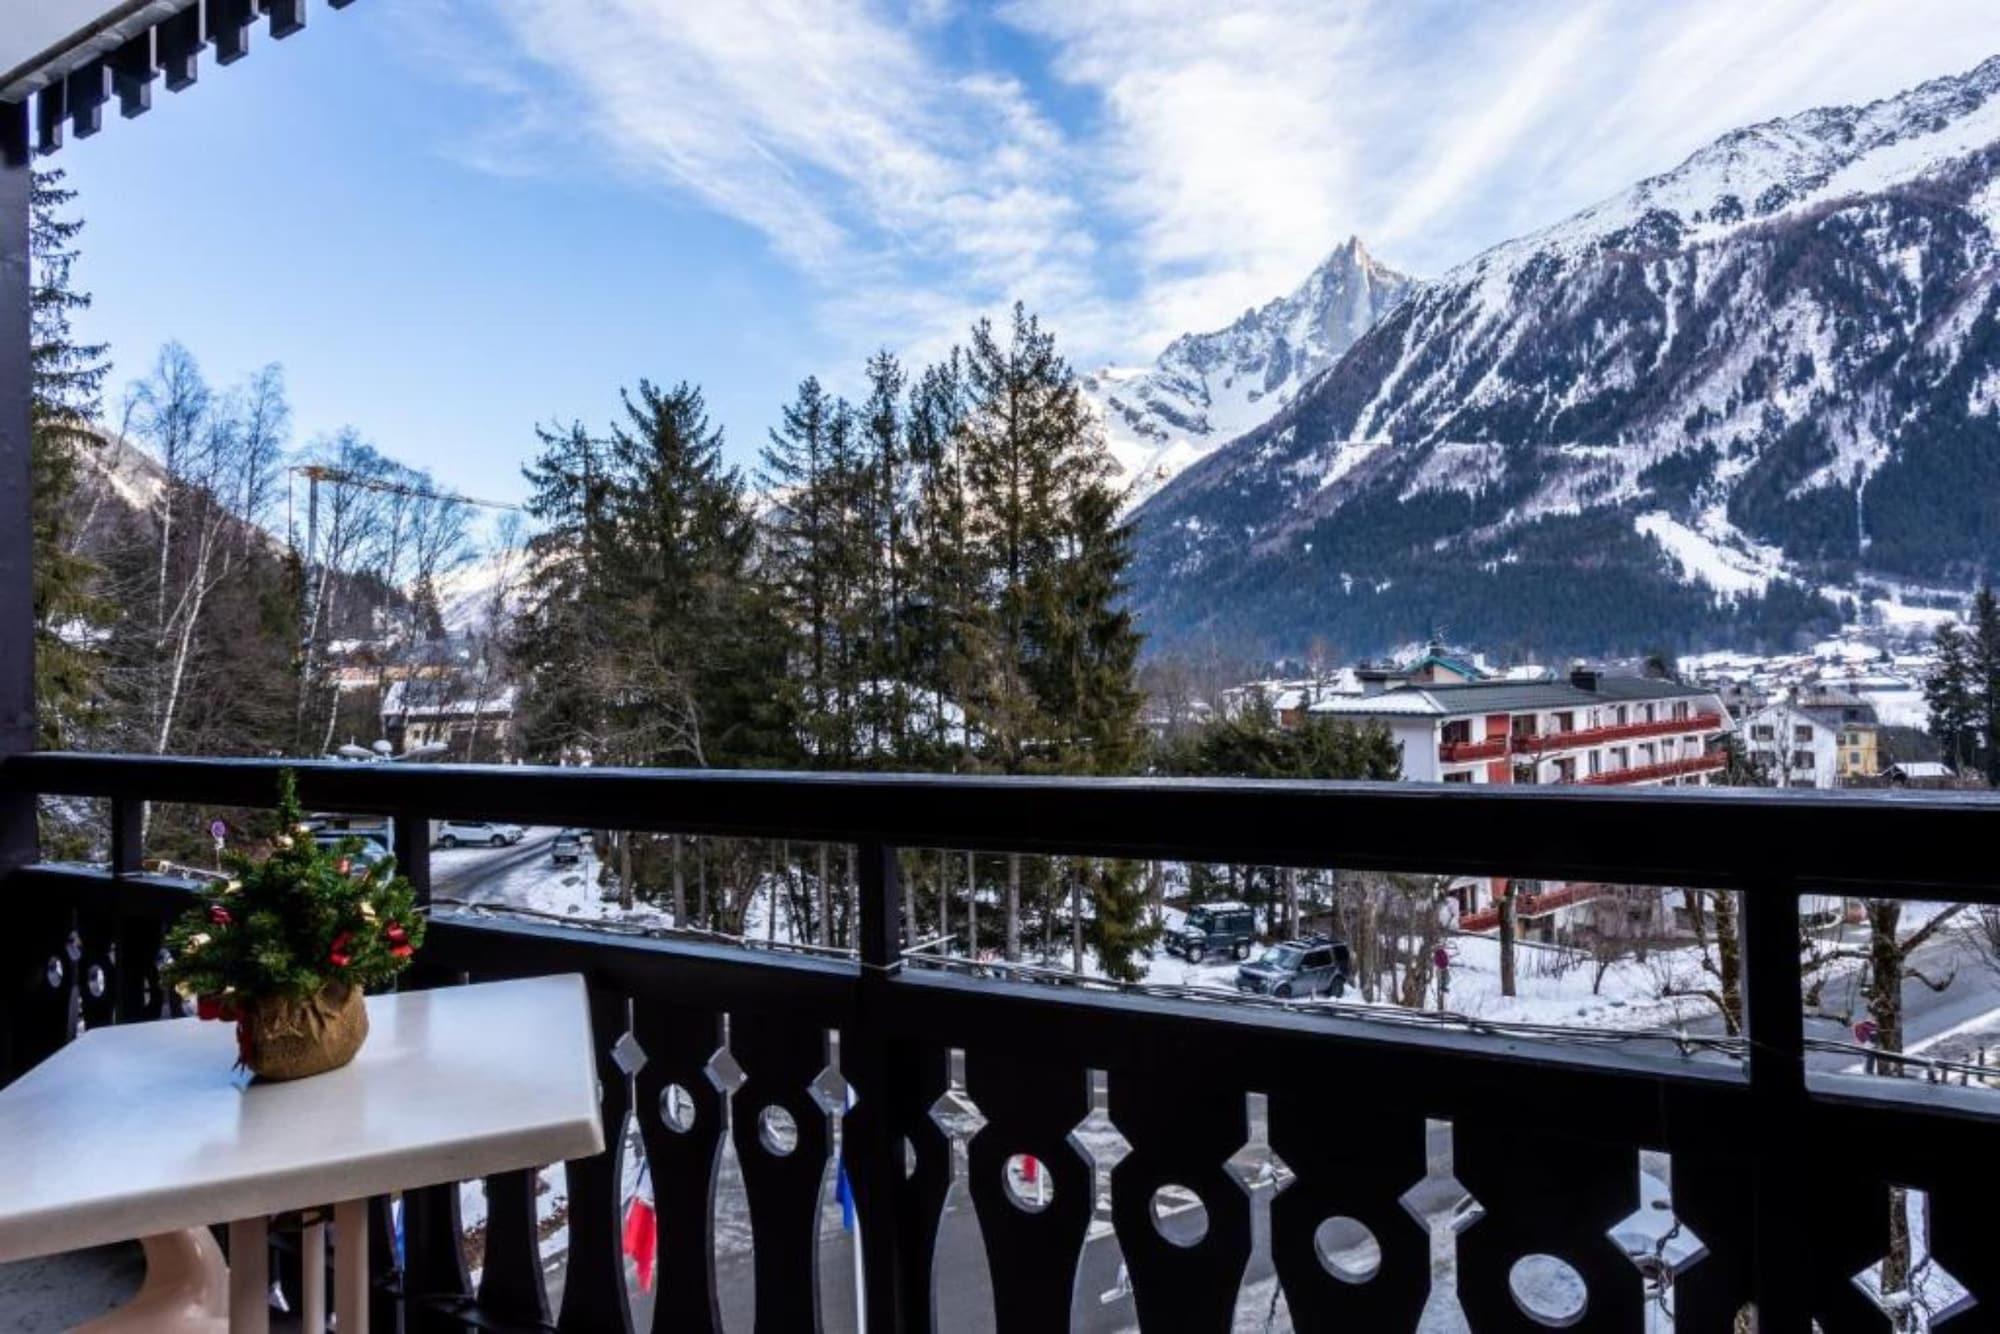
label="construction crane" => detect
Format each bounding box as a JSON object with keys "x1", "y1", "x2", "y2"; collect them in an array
[
  {"x1": 288, "y1": 465, "x2": 525, "y2": 727},
  {"x1": 287, "y1": 462, "x2": 521, "y2": 566}
]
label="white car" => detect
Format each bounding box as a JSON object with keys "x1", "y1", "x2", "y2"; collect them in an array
[{"x1": 434, "y1": 820, "x2": 526, "y2": 849}]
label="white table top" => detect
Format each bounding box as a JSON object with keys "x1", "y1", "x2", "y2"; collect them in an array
[{"x1": 0, "y1": 974, "x2": 605, "y2": 1262}]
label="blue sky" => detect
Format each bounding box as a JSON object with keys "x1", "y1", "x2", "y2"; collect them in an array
[{"x1": 54, "y1": 0, "x2": 2000, "y2": 505}]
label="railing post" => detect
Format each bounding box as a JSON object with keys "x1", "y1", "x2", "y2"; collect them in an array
[
  {"x1": 1744, "y1": 878, "x2": 1810, "y2": 1332},
  {"x1": 393, "y1": 808, "x2": 431, "y2": 909},
  {"x1": 849, "y1": 839, "x2": 913, "y2": 1332},
  {"x1": 1, "y1": 109, "x2": 38, "y2": 1084}
]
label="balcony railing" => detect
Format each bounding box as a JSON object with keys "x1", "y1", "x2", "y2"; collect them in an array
[
  {"x1": 1579, "y1": 753, "x2": 1729, "y2": 786},
  {"x1": 2, "y1": 751, "x2": 1997, "y2": 1332},
  {"x1": 1439, "y1": 713, "x2": 1726, "y2": 766}
]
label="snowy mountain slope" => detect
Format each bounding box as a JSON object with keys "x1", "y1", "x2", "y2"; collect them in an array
[
  {"x1": 1132, "y1": 55, "x2": 2000, "y2": 658},
  {"x1": 1083, "y1": 237, "x2": 1414, "y2": 504}
]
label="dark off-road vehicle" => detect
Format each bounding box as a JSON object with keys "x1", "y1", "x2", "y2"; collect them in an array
[
  {"x1": 1163, "y1": 902, "x2": 1257, "y2": 964},
  {"x1": 1235, "y1": 936, "x2": 1350, "y2": 999}
]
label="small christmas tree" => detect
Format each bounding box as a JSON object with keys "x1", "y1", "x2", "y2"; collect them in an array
[{"x1": 163, "y1": 770, "x2": 426, "y2": 1020}]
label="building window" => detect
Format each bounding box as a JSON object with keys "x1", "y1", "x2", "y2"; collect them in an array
[
  {"x1": 1752, "y1": 724, "x2": 1774, "y2": 741},
  {"x1": 1443, "y1": 771, "x2": 1472, "y2": 783},
  {"x1": 1794, "y1": 725, "x2": 1813, "y2": 744},
  {"x1": 1552, "y1": 711, "x2": 1575, "y2": 733},
  {"x1": 1792, "y1": 750, "x2": 1815, "y2": 770},
  {"x1": 1849, "y1": 751, "x2": 1862, "y2": 767},
  {"x1": 1588, "y1": 751, "x2": 1603, "y2": 775}
]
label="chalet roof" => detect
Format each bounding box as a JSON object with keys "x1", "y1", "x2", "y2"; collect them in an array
[{"x1": 1312, "y1": 675, "x2": 1716, "y2": 720}]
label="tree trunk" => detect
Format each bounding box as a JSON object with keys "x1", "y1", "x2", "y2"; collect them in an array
[
  {"x1": 966, "y1": 851, "x2": 978, "y2": 959},
  {"x1": 1070, "y1": 868, "x2": 1084, "y2": 975},
  {"x1": 618, "y1": 831, "x2": 633, "y2": 911},
  {"x1": 817, "y1": 843, "x2": 832, "y2": 948},
  {"x1": 846, "y1": 843, "x2": 858, "y2": 951},
  {"x1": 938, "y1": 850, "x2": 951, "y2": 956},
  {"x1": 1283, "y1": 866, "x2": 1299, "y2": 938},
  {"x1": 1005, "y1": 852, "x2": 1021, "y2": 962},
  {"x1": 671, "y1": 834, "x2": 686, "y2": 927},
  {"x1": 1498, "y1": 881, "x2": 1517, "y2": 998},
  {"x1": 903, "y1": 848, "x2": 919, "y2": 949},
  {"x1": 1713, "y1": 892, "x2": 1744, "y2": 1035},
  {"x1": 768, "y1": 843, "x2": 781, "y2": 945}
]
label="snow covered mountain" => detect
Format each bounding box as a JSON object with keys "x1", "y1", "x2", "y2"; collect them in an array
[
  {"x1": 1084, "y1": 237, "x2": 1414, "y2": 503},
  {"x1": 1132, "y1": 54, "x2": 2000, "y2": 659}
]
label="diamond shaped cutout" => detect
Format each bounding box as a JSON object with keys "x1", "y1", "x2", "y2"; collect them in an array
[
  {"x1": 928, "y1": 1081, "x2": 986, "y2": 1143},
  {"x1": 1226, "y1": 1092, "x2": 1291, "y2": 1194},
  {"x1": 811, "y1": 1063, "x2": 851, "y2": 1117},
  {"x1": 705, "y1": 1045, "x2": 746, "y2": 1096},
  {"x1": 1399, "y1": 1119, "x2": 1482, "y2": 1236},
  {"x1": 610, "y1": 1031, "x2": 647, "y2": 1078},
  {"x1": 1610, "y1": 1150, "x2": 1707, "y2": 1284},
  {"x1": 1069, "y1": 1105, "x2": 1130, "y2": 1175},
  {"x1": 1852, "y1": 1188, "x2": 1976, "y2": 1330}
]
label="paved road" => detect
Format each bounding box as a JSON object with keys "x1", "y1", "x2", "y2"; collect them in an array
[
  {"x1": 431, "y1": 827, "x2": 562, "y2": 901},
  {"x1": 1686, "y1": 920, "x2": 2000, "y2": 1072}
]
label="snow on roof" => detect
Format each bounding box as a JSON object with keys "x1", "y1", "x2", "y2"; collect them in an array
[
  {"x1": 1891, "y1": 761, "x2": 1955, "y2": 778},
  {"x1": 1187, "y1": 901, "x2": 1250, "y2": 913},
  {"x1": 1316, "y1": 675, "x2": 1719, "y2": 720},
  {"x1": 1312, "y1": 692, "x2": 1444, "y2": 716}
]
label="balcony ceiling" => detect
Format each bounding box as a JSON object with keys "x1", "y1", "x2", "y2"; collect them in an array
[{"x1": 2, "y1": 0, "x2": 350, "y2": 162}]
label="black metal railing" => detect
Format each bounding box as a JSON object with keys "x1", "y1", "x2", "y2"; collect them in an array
[{"x1": 4, "y1": 752, "x2": 1999, "y2": 1332}]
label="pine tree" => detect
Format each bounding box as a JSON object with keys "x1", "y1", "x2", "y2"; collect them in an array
[
  {"x1": 760, "y1": 378, "x2": 842, "y2": 763},
  {"x1": 1033, "y1": 480, "x2": 1145, "y2": 774},
  {"x1": 858, "y1": 350, "x2": 909, "y2": 759},
  {"x1": 28, "y1": 167, "x2": 110, "y2": 749},
  {"x1": 903, "y1": 352, "x2": 978, "y2": 762},
  {"x1": 1971, "y1": 585, "x2": 2000, "y2": 784},
  {"x1": 1926, "y1": 615, "x2": 1982, "y2": 776},
  {"x1": 604, "y1": 379, "x2": 781, "y2": 768},
  {"x1": 511, "y1": 420, "x2": 619, "y2": 761},
  {"x1": 961, "y1": 303, "x2": 1107, "y2": 773}
]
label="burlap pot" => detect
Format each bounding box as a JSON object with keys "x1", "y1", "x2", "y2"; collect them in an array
[{"x1": 238, "y1": 982, "x2": 368, "y2": 1081}]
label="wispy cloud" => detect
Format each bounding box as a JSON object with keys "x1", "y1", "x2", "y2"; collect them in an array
[{"x1": 414, "y1": 0, "x2": 2000, "y2": 367}]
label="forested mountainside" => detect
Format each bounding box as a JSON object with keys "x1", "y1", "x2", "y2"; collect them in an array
[
  {"x1": 1083, "y1": 237, "x2": 1413, "y2": 504},
  {"x1": 1132, "y1": 55, "x2": 2000, "y2": 659}
]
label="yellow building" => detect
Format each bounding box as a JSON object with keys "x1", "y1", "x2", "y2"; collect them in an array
[{"x1": 1836, "y1": 723, "x2": 1878, "y2": 779}]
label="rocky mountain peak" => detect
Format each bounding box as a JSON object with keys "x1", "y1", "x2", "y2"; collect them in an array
[{"x1": 1084, "y1": 237, "x2": 1416, "y2": 505}]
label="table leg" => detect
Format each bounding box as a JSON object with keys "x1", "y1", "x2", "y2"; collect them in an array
[
  {"x1": 334, "y1": 1199, "x2": 369, "y2": 1334},
  {"x1": 226, "y1": 1218, "x2": 268, "y2": 1334},
  {"x1": 301, "y1": 1220, "x2": 326, "y2": 1332},
  {"x1": 70, "y1": 1227, "x2": 228, "y2": 1333}
]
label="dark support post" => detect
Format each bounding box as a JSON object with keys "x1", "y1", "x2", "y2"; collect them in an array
[
  {"x1": 110, "y1": 797, "x2": 165, "y2": 1021},
  {"x1": 1, "y1": 100, "x2": 39, "y2": 1083},
  {"x1": 849, "y1": 840, "x2": 914, "y2": 1331},
  {"x1": 110, "y1": 797, "x2": 144, "y2": 874},
  {"x1": 394, "y1": 808, "x2": 431, "y2": 908},
  {"x1": 1, "y1": 112, "x2": 35, "y2": 870},
  {"x1": 1744, "y1": 880, "x2": 1809, "y2": 1333}
]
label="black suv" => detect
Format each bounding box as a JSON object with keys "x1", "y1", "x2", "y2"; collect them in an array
[
  {"x1": 1163, "y1": 903, "x2": 1256, "y2": 963},
  {"x1": 1235, "y1": 936, "x2": 1350, "y2": 999}
]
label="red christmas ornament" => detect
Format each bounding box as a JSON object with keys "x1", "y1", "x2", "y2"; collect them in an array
[
  {"x1": 337, "y1": 857, "x2": 352, "y2": 876},
  {"x1": 197, "y1": 995, "x2": 222, "y2": 1022},
  {"x1": 208, "y1": 905, "x2": 233, "y2": 927},
  {"x1": 329, "y1": 931, "x2": 354, "y2": 968},
  {"x1": 385, "y1": 921, "x2": 412, "y2": 960}
]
